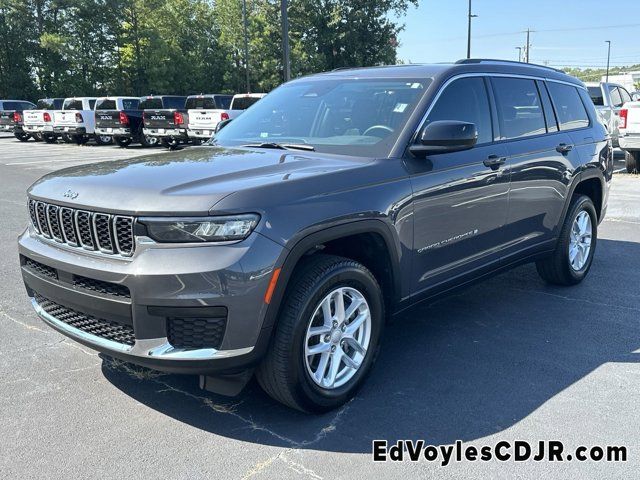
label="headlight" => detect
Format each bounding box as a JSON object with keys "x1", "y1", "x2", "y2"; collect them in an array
[{"x1": 141, "y1": 214, "x2": 260, "y2": 243}]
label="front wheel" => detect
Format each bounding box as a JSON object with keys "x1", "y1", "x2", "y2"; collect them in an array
[
  {"x1": 114, "y1": 136, "x2": 132, "y2": 148},
  {"x1": 14, "y1": 132, "x2": 30, "y2": 142},
  {"x1": 625, "y1": 151, "x2": 639, "y2": 174},
  {"x1": 256, "y1": 254, "x2": 384, "y2": 413},
  {"x1": 536, "y1": 195, "x2": 597, "y2": 286}
]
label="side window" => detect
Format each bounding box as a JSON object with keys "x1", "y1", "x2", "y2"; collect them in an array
[
  {"x1": 619, "y1": 88, "x2": 632, "y2": 104},
  {"x1": 609, "y1": 87, "x2": 623, "y2": 108},
  {"x1": 426, "y1": 77, "x2": 493, "y2": 144},
  {"x1": 492, "y1": 77, "x2": 546, "y2": 140},
  {"x1": 546, "y1": 82, "x2": 590, "y2": 131},
  {"x1": 536, "y1": 80, "x2": 559, "y2": 132}
]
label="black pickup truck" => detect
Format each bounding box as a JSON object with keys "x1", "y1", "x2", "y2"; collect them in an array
[
  {"x1": 0, "y1": 100, "x2": 36, "y2": 141},
  {"x1": 94, "y1": 97, "x2": 159, "y2": 147},
  {"x1": 141, "y1": 95, "x2": 188, "y2": 148}
]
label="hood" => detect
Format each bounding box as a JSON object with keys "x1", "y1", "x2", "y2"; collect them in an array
[{"x1": 28, "y1": 146, "x2": 371, "y2": 215}]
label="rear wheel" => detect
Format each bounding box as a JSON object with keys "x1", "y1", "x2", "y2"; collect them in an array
[
  {"x1": 72, "y1": 134, "x2": 88, "y2": 145},
  {"x1": 42, "y1": 133, "x2": 57, "y2": 144},
  {"x1": 114, "y1": 136, "x2": 132, "y2": 148},
  {"x1": 625, "y1": 150, "x2": 639, "y2": 174},
  {"x1": 191, "y1": 138, "x2": 202, "y2": 146},
  {"x1": 33, "y1": 132, "x2": 44, "y2": 142},
  {"x1": 536, "y1": 195, "x2": 597, "y2": 286},
  {"x1": 94, "y1": 134, "x2": 112, "y2": 146},
  {"x1": 140, "y1": 135, "x2": 158, "y2": 148},
  {"x1": 256, "y1": 254, "x2": 384, "y2": 413},
  {"x1": 14, "y1": 132, "x2": 30, "y2": 142},
  {"x1": 61, "y1": 134, "x2": 74, "y2": 143}
]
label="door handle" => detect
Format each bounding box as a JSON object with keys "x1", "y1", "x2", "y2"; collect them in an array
[
  {"x1": 556, "y1": 143, "x2": 574, "y2": 154},
  {"x1": 483, "y1": 154, "x2": 506, "y2": 169}
]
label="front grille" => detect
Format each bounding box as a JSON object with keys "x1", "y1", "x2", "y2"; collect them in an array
[
  {"x1": 73, "y1": 275, "x2": 131, "y2": 298},
  {"x1": 34, "y1": 293, "x2": 135, "y2": 346},
  {"x1": 168, "y1": 316, "x2": 226, "y2": 350},
  {"x1": 24, "y1": 258, "x2": 58, "y2": 279},
  {"x1": 27, "y1": 199, "x2": 135, "y2": 257}
]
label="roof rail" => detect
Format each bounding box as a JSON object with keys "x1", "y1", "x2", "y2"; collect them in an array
[{"x1": 455, "y1": 58, "x2": 565, "y2": 74}]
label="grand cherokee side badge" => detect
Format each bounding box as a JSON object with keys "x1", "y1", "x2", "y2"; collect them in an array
[{"x1": 63, "y1": 189, "x2": 79, "y2": 199}]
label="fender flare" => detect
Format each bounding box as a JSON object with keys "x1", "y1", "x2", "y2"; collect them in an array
[{"x1": 260, "y1": 219, "x2": 403, "y2": 331}]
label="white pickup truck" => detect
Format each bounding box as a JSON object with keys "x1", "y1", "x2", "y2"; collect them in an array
[
  {"x1": 52, "y1": 97, "x2": 111, "y2": 145},
  {"x1": 619, "y1": 101, "x2": 640, "y2": 173},
  {"x1": 186, "y1": 93, "x2": 265, "y2": 143},
  {"x1": 23, "y1": 98, "x2": 65, "y2": 143}
]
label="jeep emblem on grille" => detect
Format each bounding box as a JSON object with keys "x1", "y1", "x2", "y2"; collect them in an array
[{"x1": 63, "y1": 189, "x2": 79, "y2": 199}]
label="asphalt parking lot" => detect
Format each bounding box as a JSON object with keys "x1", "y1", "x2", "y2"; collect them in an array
[{"x1": 1, "y1": 135, "x2": 639, "y2": 479}]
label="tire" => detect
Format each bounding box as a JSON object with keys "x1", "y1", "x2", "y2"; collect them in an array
[
  {"x1": 61, "y1": 133, "x2": 74, "y2": 143},
  {"x1": 256, "y1": 254, "x2": 384, "y2": 413},
  {"x1": 191, "y1": 138, "x2": 202, "y2": 146},
  {"x1": 536, "y1": 194, "x2": 597, "y2": 286},
  {"x1": 140, "y1": 135, "x2": 158, "y2": 148},
  {"x1": 625, "y1": 150, "x2": 639, "y2": 174},
  {"x1": 114, "y1": 136, "x2": 132, "y2": 148},
  {"x1": 72, "y1": 134, "x2": 88, "y2": 145},
  {"x1": 42, "y1": 133, "x2": 57, "y2": 144},
  {"x1": 94, "y1": 134, "x2": 113, "y2": 146},
  {"x1": 33, "y1": 132, "x2": 44, "y2": 142},
  {"x1": 160, "y1": 137, "x2": 179, "y2": 149},
  {"x1": 14, "y1": 132, "x2": 30, "y2": 142}
]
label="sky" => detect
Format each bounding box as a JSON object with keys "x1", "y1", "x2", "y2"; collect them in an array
[{"x1": 395, "y1": 0, "x2": 640, "y2": 69}]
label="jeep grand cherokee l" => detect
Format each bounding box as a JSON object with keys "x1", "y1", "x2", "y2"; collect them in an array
[{"x1": 19, "y1": 60, "x2": 612, "y2": 412}]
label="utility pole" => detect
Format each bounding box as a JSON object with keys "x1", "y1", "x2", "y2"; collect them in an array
[
  {"x1": 242, "y1": 0, "x2": 250, "y2": 92},
  {"x1": 281, "y1": 0, "x2": 291, "y2": 82},
  {"x1": 605, "y1": 40, "x2": 611, "y2": 82},
  {"x1": 516, "y1": 47, "x2": 522, "y2": 62},
  {"x1": 525, "y1": 28, "x2": 531, "y2": 63},
  {"x1": 466, "y1": 0, "x2": 477, "y2": 59}
]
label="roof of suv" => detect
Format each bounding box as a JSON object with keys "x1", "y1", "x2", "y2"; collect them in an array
[{"x1": 312, "y1": 59, "x2": 583, "y2": 87}]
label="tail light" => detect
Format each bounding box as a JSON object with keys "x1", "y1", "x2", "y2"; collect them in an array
[
  {"x1": 43, "y1": 112, "x2": 51, "y2": 122},
  {"x1": 119, "y1": 111, "x2": 129, "y2": 125},
  {"x1": 174, "y1": 111, "x2": 184, "y2": 125},
  {"x1": 75, "y1": 112, "x2": 84, "y2": 123},
  {"x1": 619, "y1": 109, "x2": 628, "y2": 129},
  {"x1": 221, "y1": 112, "x2": 230, "y2": 121},
  {"x1": 13, "y1": 112, "x2": 22, "y2": 123}
]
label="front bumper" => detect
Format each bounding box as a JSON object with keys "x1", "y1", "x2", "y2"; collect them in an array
[
  {"x1": 619, "y1": 133, "x2": 640, "y2": 151},
  {"x1": 95, "y1": 127, "x2": 131, "y2": 136},
  {"x1": 54, "y1": 126, "x2": 86, "y2": 135},
  {"x1": 143, "y1": 127, "x2": 188, "y2": 138},
  {"x1": 19, "y1": 227, "x2": 284, "y2": 374}
]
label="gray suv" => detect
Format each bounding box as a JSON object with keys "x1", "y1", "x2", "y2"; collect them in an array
[{"x1": 19, "y1": 60, "x2": 612, "y2": 412}]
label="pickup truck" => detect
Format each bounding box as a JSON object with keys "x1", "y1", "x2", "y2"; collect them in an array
[
  {"x1": 94, "y1": 97, "x2": 157, "y2": 147},
  {"x1": 23, "y1": 98, "x2": 65, "y2": 143},
  {"x1": 52, "y1": 97, "x2": 112, "y2": 145},
  {"x1": 186, "y1": 93, "x2": 265, "y2": 143},
  {"x1": 586, "y1": 81, "x2": 633, "y2": 147},
  {"x1": 0, "y1": 100, "x2": 36, "y2": 141},
  {"x1": 141, "y1": 95, "x2": 188, "y2": 148},
  {"x1": 619, "y1": 101, "x2": 640, "y2": 173}
]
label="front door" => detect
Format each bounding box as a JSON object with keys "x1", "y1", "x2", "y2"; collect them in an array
[{"x1": 407, "y1": 76, "x2": 510, "y2": 295}]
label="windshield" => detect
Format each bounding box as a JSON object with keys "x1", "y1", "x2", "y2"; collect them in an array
[
  {"x1": 588, "y1": 86, "x2": 604, "y2": 106},
  {"x1": 213, "y1": 78, "x2": 430, "y2": 157}
]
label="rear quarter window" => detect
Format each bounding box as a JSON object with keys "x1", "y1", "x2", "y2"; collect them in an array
[{"x1": 547, "y1": 82, "x2": 590, "y2": 131}]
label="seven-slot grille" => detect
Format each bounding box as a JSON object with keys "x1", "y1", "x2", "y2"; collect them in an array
[{"x1": 28, "y1": 199, "x2": 135, "y2": 256}]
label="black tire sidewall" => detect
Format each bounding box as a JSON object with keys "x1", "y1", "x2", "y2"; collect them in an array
[
  {"x1": 562, "y1": 196, "x2": 598, "y2": 282},
  {"x1": 114, "y1": 136, "x2": 131, "y2": 148},
  {"x1": 288, "y1": 265, "x2": 384, "y2": 411}
]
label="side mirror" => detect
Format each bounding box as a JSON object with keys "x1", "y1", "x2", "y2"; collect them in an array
[
  {"x1": 409, "y1": 120, "x2": 478, "y2": 157},
  {"x1": 215, "y1": 118, "x2": 233, "y2": 133}
]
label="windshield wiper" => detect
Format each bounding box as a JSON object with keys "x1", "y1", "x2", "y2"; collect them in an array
[{"x1": 241, "y1": 142, "x2": 315, "y2": 152}]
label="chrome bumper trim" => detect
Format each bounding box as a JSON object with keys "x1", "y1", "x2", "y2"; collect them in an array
[{"x1": 32, "y1": 298, "x2": 254, "y2": 360}]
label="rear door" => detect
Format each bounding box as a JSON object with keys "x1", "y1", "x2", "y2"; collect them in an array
[
  {"x1": 497, "y1": 77, "x2": 584, "y2": 258},
  {"x1": 408, "y1": 76, "x2": 510, "y2": 293}
]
